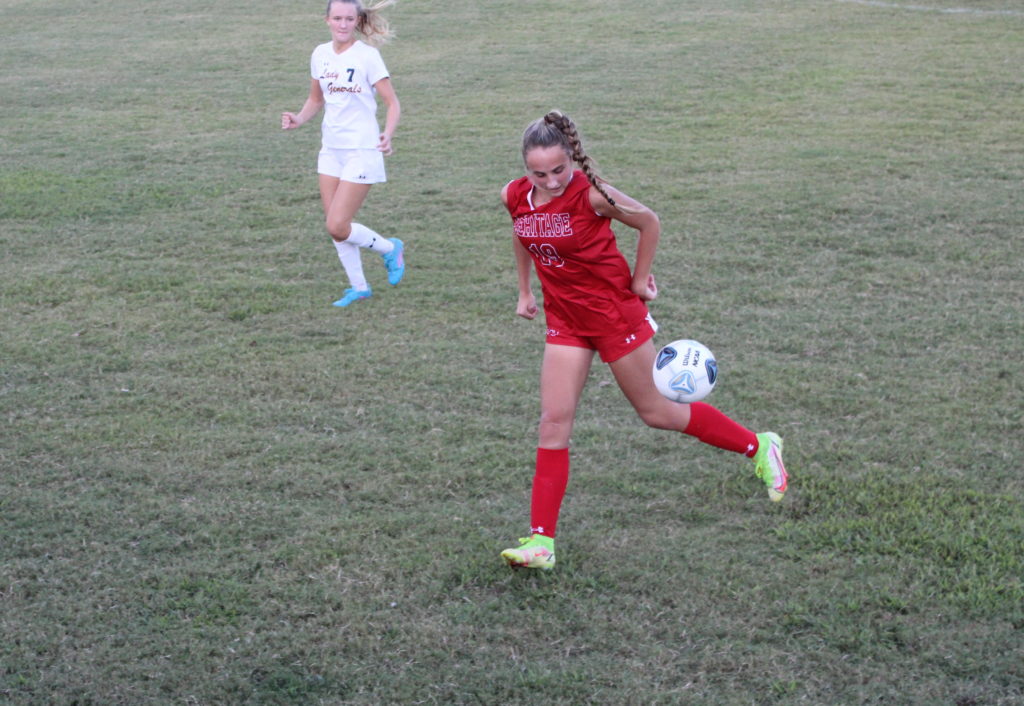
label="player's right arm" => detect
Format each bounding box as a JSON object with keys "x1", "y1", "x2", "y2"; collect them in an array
[
  {"x1": 503, "y1": 182, "x2": 539, "y2": 320},
  {"x1": 282, "y1": 78, "x2": 325, "y2": 130},
  {"x1": 513, "y1": 238, "x2": 539, "y2": 320}
]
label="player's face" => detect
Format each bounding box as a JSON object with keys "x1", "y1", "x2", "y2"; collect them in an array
[
  {"x1": 326, "y1": 2, "x2": 359, "y2": 46},
  {"x1": 524, "y1": 145, "x2": 574, "y2": 198}
]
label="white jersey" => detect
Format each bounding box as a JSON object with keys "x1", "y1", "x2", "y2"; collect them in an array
[{"x1": 310, "y1": 40, "x2": 389, "y2": 149}]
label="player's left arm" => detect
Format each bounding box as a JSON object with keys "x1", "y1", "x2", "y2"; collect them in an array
[
  {"x1": 373, "y1": 77, "x2": 401, "y2": 155},
  {"x1": 592, "y1": 185, "x2": 660, "y2": 301}
]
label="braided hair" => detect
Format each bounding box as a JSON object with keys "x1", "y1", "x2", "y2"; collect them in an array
[
  {"x1": 326, "y1": 0, "x2": 396, "y2": 46},
  {"x1": 521, "y1": 110, "x2": 630, "y2": 212}
]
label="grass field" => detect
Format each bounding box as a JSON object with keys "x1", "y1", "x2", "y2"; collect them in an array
[{"x1": 2, "y1": 0, "x2": 1023, "y2": 703}]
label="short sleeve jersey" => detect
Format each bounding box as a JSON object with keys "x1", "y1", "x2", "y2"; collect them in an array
[
  {"x1": 310, "y1": 40, "x2": 389, "y2": 149},
  {"x1": 505, "y1": 171, "x2": 650, "y2": 336}
]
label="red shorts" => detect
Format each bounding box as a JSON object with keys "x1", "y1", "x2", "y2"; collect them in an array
[{"x1": 545, "y1": 314, "x2": 658, "y2": 363}]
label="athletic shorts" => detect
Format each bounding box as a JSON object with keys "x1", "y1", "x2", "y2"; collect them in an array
[
  {"x1": 317, "y1": 147, "x2": 387, "y2": 184},
  {"x1": 545, "y1": 313, "x2": 659, "y2": 363}
]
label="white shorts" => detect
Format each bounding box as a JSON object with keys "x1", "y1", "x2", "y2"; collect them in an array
[{"x1": 317, "y1": 147, "x2": 387, "y2": 184}]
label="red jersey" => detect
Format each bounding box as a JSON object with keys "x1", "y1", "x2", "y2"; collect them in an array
[{"x1": 505, "y1": 170, "x2": 650, "y2": 336}]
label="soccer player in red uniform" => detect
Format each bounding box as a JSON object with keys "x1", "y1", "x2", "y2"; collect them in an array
[{"x1": 499, "y1": 111, "x2": 788, "y2": 570}]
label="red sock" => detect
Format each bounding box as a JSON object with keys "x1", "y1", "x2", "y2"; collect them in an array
[
  {"x1": 530, "y1": 447, "x2": 570, "y2": 538},
  {"x1": 683, "y1": 402, "x2": 758, "y2": 457}
]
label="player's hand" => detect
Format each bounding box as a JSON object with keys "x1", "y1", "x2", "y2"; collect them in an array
[
  {"x1": 635, "y1": 273, "x2": 658, "y2": 301},
  {"x1": 517, "y1": 293, "x2": 538, "y2": 320},
  {"x1": 281, "y1": 112, "x2": 301, "y2": 130},
  {"x1": 378, "y1": 133, "x2": 393, "y2": 155}
]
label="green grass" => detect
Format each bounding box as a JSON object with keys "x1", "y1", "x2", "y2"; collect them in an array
[{"x1": 2, "y1": 0, "x2": 1023, "y2": 703}]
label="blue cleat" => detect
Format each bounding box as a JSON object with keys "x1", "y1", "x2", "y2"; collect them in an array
[
  {"x1": 332, "y1": 287, "x2": 372, "y2": 307},
  {"x1": 382, "y1": 238, "x2": 405, "y2": 286}
]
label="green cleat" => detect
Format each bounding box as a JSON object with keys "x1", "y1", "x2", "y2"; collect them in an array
[
  {"x1": 753, "y1": 432, "x2": 788, "y2": 501},
  {"x1": 501, "y1": 534, "x2": 556, "y2": 570}
]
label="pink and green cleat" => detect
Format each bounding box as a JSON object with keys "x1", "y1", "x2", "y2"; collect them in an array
[
  {"x1": 753, "y1": 432, "x2": 788, "y2": 501},
  {"x1": 501, "y1": 534, "x2": 555, "y2": 570}
]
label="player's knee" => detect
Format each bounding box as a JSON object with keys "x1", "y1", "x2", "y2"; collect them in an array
[
  {"x1": 636, "y1": 405, "x2": 678, "y2": 431},
  {"x1": 540, "y1": 409, "x2": 573, "y2": 429},
  {"x1": 538, "y1": 412, "x2": 573, "y2": 445},
  {"x1": 326, "y1": 216, "x2": 352, "y2": 241},
  {"x1": 637, "y1": 409, "x2": 664, "y2": 429}
]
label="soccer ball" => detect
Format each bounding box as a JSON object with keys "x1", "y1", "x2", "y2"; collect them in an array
[{"x1": 652, "y1": 339, "x2": 718, "y2": 403}]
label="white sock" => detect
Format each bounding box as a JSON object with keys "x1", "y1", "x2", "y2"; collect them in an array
[
  {"x1": 345, "y1": 222, "x2": 394, "y2": 254},
  {"x1": 334, "y1": 240, "x2": 368, "y2": 291}
]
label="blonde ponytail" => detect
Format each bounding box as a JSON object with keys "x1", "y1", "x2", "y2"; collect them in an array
[{"x1": 326, "y1": 0, "x2": 396, "y2": 46}]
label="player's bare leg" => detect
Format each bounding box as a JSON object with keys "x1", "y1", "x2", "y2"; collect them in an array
[
  {"x1": 608, "y1": 341, "x2": 692, "y2": 431},
  {"x1": 321, "y1": 177, "x2": 372, "y2": 241},
  {"x1": 502, "y1": 344, "x2": 593, "y2": 570},
  {"x1": 537, "y1": 343, "x2": 594, "y2": 449},
  {"x1": 319, "y1": 178, "x2": 377, "y2": 306}
]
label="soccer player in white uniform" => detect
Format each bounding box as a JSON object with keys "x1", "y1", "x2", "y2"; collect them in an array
[{"x1": 282, "y1": 0, "x2": 404, "y2": 307}]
